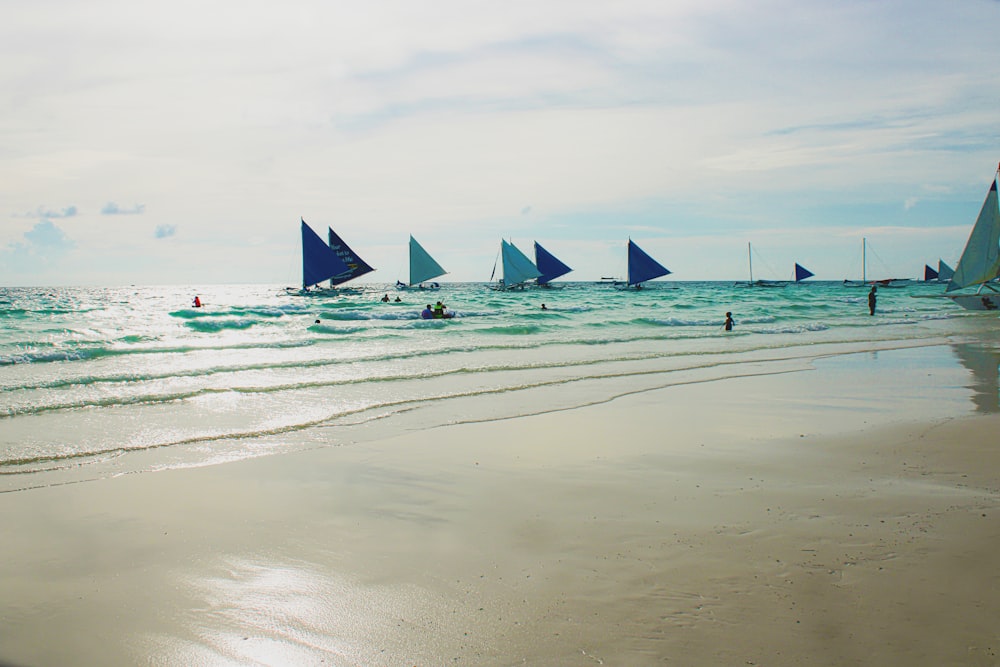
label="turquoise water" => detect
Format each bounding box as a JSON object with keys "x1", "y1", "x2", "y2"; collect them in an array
[{"x1": 1, "y1": 281, "x2": 997, "y2": 490}]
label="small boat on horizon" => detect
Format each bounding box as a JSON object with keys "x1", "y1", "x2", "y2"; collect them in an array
[
  {"x1": 843, "y1": 237, "x2": 910, "y2": 288},
  {"x1": 736, "y1": 242, "x2": 812, "y2": 287},
  {"x1": 924, "y1": 259, "x2": 954, "y2": 282}
]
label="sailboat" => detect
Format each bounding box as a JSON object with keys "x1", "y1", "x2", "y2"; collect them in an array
[
  {"x1": 327, "y1": 227, "x2": 375, "y2": 289},
  {"x1": 397, "y1": 235, "x2": 447, "y2": 289},
  {"x1": 738, "y1": 242, "x2": 787, "y2": 287},
  {"x1": 794, "y1": 263, "x2": 814, "y2": 282},
  {"x1": 945, "y1": 164, "x2": 1000, "y2": 310},
  {"x1": 490, "y1": 239, "x2": 542, "y2": 290},
  {"x1": 843, "y1": 237, "x2": 908, "y2": 288},
  {"x1": 534, "y1": 242, "x2": 573, "y2": 286},
  {"x1": 924, "y1": 259, "x2": 954, "y2": 282},
  {"x1": 613, "y1": 239, "x2": 671, "y2": 289},
  {"x1": 288, "y1": 219, "x2": 351, "y2": 295}
]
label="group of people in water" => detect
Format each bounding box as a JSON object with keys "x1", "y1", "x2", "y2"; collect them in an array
[{"x1": 421, "y1": 302, "x2": 451, "y2": 319}]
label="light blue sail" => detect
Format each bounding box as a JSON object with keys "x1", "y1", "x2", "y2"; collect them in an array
[
  {"x1": 301, "y1": 219, "x2": 350, "y2": 289},
  {"x1": 534, "y1": 242, "x2": 572, "y2": 285},
  {"x1": 947, "y1": 178, "x2": 1000, "y2": 292},
  {"x1": 500, "y1": 240, "x2": 542, "y2": 287},
  {"x1": 327, "y1": 228, "x2": 375, "y2": 286},
  {"x1": 627, "y1": 239, "x2": 671, "y2": 286},
  {"x1": 408, "y1": 235, "x2": 447, "y2": 286}
]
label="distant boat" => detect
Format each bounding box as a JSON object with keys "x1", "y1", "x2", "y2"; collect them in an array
[
  {"x1": 327, "y1": 227, "x2": 375, "y2": 288},
  {"x1": 490, "y1": 239, "x2": 541, "y2": 290},
  {"x1": 288, "y1": 219, "x2": 351, "y2": 295},
  {"x1": 738, "y1": 242, "x2": 787, "y2": 287},
  {"x1": 397, "y1": 235, "x2": 447, "y2": 289},
  {"x1": 843, "y1": 237, "x2": 909, "y2": 288},
  {"x1": 615, "y1": 239, "x2": 671, "y2": 289},
  {"x1": 945, "y1": 164, "x2": 1000, "y2": 310},
  {"x1": 924, "y1": 259, "x2": 954, "y2": 282},
  {"x1": 534, "y1": 242, "x2": 573, "y2": 286}
]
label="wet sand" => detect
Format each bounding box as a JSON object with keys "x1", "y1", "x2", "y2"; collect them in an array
[{"x1": 1, "y1": 348, "x2": 999, "y2": 666}]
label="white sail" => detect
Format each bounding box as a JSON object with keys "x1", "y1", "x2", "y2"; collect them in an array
[
  {"x1": 409, "y1": 235, "x2": 447, "y2": 286},
  {"x1": 500, "y1": 240, "x2": 542, "y2": 286},
  {"x1": 947, "y1": 177, "x2": 1000, "y2": 292}
]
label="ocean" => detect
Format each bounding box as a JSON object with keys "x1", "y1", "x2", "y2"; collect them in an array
[{"x1": 2, "y1": 280, "x2": 998, "y2": 492}]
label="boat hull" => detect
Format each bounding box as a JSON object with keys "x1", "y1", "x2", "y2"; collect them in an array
[{"x1": 947, "y1": 294, "x2": 1000, "y2": 311}]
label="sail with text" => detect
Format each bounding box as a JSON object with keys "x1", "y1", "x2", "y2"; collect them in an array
[
  {"x1": 300, "y1": 219, "x2": 350, "y2": 290},
  {"x1": 327, "y1": 228, "x2": 375, "y2": 286}
]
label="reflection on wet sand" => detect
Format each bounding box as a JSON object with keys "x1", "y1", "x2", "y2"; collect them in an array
[{"x1": 952, "y1": 343, "x2": 1000, "y2": 413}]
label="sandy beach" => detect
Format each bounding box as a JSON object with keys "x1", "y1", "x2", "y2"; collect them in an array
[{"x1": 2, "y1": 344, "x2": 1000, "y2": 666}]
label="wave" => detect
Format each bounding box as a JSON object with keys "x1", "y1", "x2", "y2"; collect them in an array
[{"x1": 183, "y1": 318, "x2": 258, "y2": 332}]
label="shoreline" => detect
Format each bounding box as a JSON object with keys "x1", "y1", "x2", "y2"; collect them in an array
[{"x1": 1, "y1": 343, "x2": 999, "y2": 665}]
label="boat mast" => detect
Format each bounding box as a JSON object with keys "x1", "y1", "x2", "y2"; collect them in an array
[
  {"x1": 748, "y1": 242, "x2": 754, "y2": 284},
  {"x1": 862, "y1": 237, "x2": 867, "y2": 284}
]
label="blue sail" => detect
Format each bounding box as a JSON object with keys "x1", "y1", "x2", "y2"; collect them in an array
[
  {"x1": 328, "y1": 227, "x2": 375, "y2": 286},
  {"x1": 409, "y1": 235, "x2": 447, "y2": 286},
  {"x1": 301, "y1": 219, "x2": 350, "y2": 289},
  {"x1": 534, "y1": 242, "x2": 572, "y2": 285},
  {"x1": 924, "y1": 264, "x2": 939, "y2": 281},
  {"x1": 794, "y1": 263, "x2": 814, "y2": 282},
  {"x1": 627, "y1": 239, "x2": 671, "y2": 286}
]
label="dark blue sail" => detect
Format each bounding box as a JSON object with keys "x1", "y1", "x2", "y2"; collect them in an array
[
  {"x1": 627, "y1": 239, "x2": 671, "y2": 286},
  {"x1": 328, "y1": 227, "x2": 375, "y2": 286},
  {"x1": 924, "y1": 264, "x2": 939, "y2": 281},
  {"x1": 534, "y1": 242, "x2": 572, "y2": 285},
  {"x1": 794, "y1": 263, "x2": 814, "y2": 282},
  {"x1": 301, "y1": 219, "x2": 350, "y2": 289}
]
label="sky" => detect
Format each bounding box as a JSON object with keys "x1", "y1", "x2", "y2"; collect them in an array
[{"x1": 2, "y1": 0, "x2": 1000, "y2": 286}]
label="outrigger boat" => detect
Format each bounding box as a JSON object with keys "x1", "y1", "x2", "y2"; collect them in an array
[{"x1": 945, "y1": 164, "x2": 1000, "y2": 310}]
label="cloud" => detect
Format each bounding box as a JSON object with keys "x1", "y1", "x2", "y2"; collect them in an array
[
  {"x1": 22, "y1": 220, "x2": 75, "y2": 250},
  {"x1": 21, "y1": 205, "x2": 78, "y2": 219},
  {"x1": 101, "y1": 202, "x2": 146, "y2": 215},
  {"x1": 154, "y1": 224, "x2": 177, "y2": 238}
]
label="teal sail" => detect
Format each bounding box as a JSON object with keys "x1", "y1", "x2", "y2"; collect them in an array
[
  {"x1": 627, "y1": 239, "x2": 671, "y2": 286},
  {"x1": 408, "y1": 235, "x2": 447, "y2": 286},
  {"x1": 500, "y1": 240, "x2": 542, "y2": 287},
  {"x1": 937, "y1": 259, "x2": 954, "y2": 282},
  {"x1": 534, "y1": 242, "x2": 572, "y2": 284},
  {"x1": 947, "y1": 177, "x2": 1000, "y2": 292},
  {"x1": 794, "y1": 263, "x2": 814, "y2": 282},
  {"x1": 327, "y1": 227, "x2": 375, "y2": 286},
  {"x1": 301, "y1": 219, "x2": 350, "y2": 289}
]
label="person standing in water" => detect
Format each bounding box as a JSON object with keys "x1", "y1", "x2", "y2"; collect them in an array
[
  {"x1": 868, "y1": 285, "x2": 877, "y2": 316},
  {"x1": 724, "y1": 311, "x2": 734, "y2": 331}
]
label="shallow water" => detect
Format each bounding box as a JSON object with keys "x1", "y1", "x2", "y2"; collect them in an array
[{"x1": 1, "y1": 281, "x2": 997, "y2": 491}]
